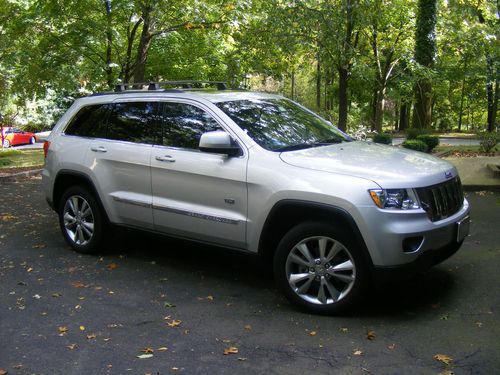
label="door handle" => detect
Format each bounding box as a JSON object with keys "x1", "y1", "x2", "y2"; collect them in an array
[
  {"x1": 90, "y1": 146, "x2": 107, "y2": 153},
  {"x1": 155, "y1": 155, "x2": 176, "y2": 163}
]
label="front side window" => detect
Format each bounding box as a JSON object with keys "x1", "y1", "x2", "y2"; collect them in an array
[
  {"x1": 106, "y1": 102, "x2": 160, "y2": 144},
  {"x1": 65, "y1": 104, "x2": 110, "y2": 138},
  {"x1": 160, "y1": 102, "x2": 222, "y2": 150},
  {"x1": 216, "y1": 98, "x2": 351, "y2": 151}
]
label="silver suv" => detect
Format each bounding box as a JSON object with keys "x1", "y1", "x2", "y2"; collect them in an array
[{"x1": 42, "y1": 81, "x2": 470, "y2": 314}]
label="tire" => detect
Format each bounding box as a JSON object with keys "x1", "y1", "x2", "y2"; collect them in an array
[
  {"x1": 2, "y1": 139, "x2": 10, "y2": 148},
  {"x1": 58, "y1": 186, "x2": 105, "y2": 254},
  {"x1": 30, "y1": 136, "x2": 36, "y2": 144},
  {"x1": 273, "y1": 221, "x2": 370, "y2": 315}
]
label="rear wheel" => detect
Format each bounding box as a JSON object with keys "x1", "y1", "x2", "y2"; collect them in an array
[
  {"x1": 274, "y1": 222, "x2": 369, "y2": 314},
  {"x1": 29, "y1": 136, "x2": 35, "y2": 144},
  {"x1": 58, "y1": 186, "x2": 105, "y2": 254}
]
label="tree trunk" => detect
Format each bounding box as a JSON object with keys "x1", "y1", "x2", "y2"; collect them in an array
[
  {"x1": 133, "y1": 5, "x2": 154, "y2": 84},
  {"x1": 399, "y1": 103, "x2": 409, "y2": 131},
  {"x1": 412, "y1": 0, "x2": 437, "y2": 129},
  {"x1": 486, "y1": 56, "x2": 498, "y2": 132},
  {"x1": 338, "y1": 66, "x2": 349, "y2": 132},
  {"x1": 458, "y1": 75, "x2": 466, "y2": 131},
  {"x1": 290, "y1": 70, "x2": 295, "y2": 100},
  {"x1": 103, "y1": 0, "x2": 113, "y2": 88},
  {"x1": 316, "y1": 54, "x2": 321, "y2": 110}
]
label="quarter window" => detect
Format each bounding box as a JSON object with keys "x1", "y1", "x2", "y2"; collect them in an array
[
  {"x1": 160, "y1": 102, "x2": 222, "y2": 150},
  {"x1": 65, "y1": 104, "x2": 110, "y2": 138}
]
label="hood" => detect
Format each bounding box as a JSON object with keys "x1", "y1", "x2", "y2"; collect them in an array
[{"x1": 279, "y1": 141, "x2": 457, "y2": 188}]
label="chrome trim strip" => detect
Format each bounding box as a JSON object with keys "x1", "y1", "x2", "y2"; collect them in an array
[
  {"x1": 152, "y1": 204, "x2": 240, "y2": 225},
  {"x1": 112, "y1": 196, "x2": 152, "y2": 209}
]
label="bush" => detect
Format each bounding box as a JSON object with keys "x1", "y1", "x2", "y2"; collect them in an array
[
  {"x1": 479, "y1": 132, "x2": 499, "y2": 153},
  {"x1": 406, "y1": 128, "x2": 428, "y2": 140},
  {"x1": 402, "y1": 140, "x2": 429, "y2": 153},
  {"x1": 416, "y1": 134, "x2": 440, "y2": 152},
  {"x1": 372, "y1": 133, "x2": 392, "y2": 145}
]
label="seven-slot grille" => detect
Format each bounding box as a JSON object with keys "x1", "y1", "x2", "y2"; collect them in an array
[{"x1": 416, "y1": 177, "x2": 464, "y2": 222}]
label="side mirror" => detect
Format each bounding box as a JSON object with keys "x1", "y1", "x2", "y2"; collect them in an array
[{"x1": 199, "y1": 130, "x2": 241, "y2": 156}]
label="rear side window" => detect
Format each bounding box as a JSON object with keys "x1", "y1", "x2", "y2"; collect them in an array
[
  {"x1": 65, "y1": 104, "x2": 109, "y2": 138},
  {"x1": 160, "y1": 102, "x2": 222, "y2": 150},
  {"x1": 106, "y1": 102, "x2": 160, "y2": 144}
]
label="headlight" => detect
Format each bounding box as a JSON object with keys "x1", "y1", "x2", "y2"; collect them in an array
[{"x1": 369, "y1": 189, "x2": 420, "y2": 210}]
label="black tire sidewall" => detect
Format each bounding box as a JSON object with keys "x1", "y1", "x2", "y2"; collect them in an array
[
  {"x1": 58, "y1": 186, "x2": 104, "y2": 254},
  {"x1": 273, "y1": 221, "x2": 369, "y2": 315}
]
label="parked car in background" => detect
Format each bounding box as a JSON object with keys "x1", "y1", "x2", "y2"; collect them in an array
[{"x1": 1, "y1": 127, "x2": 37, "y2": 148}]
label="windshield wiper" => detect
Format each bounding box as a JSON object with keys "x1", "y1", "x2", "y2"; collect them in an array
[{"x1": 275, "y1": 139, "x2": 343, "y2": 152}]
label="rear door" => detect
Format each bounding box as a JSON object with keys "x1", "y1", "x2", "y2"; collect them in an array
[
  {"x1": 151, "y1": 100, "x2": 248, "y2": 248},
  {"x1": 85, "y1": 100, "x2": 160, "y2": 229}
]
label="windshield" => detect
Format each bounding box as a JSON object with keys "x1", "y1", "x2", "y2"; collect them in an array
[{"x1": 215, "y1": 98, "x2": 351, "y2": 151}]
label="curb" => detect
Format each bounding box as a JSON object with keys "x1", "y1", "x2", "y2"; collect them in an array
[
  {"x1": 463, "y1": 184, "x2": 500, "y2": 192},
  {"x1": 0, "y1": 168, "x2": 43, "y2": 181}
]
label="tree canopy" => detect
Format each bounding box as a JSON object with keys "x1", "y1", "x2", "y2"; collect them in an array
[{"x1": 0, "y1": 0, "x2": 498, "y2": 133}]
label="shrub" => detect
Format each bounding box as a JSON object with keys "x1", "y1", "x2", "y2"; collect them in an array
[
  {"x1": 406, "y1": 128, "x2": 428, "y2": 140},
  {"x1": 402, "y1": 140, "x2": 428, "y2": 153},
  {"x1": 372, "y1": 133, "x2": 392, "y2": 145},
  {"x1": 479, "y1": 132, "x2": 499, "y2": 153},
  {"x1": 416, "y1": 134, "x2": 440, "y2": 152}
]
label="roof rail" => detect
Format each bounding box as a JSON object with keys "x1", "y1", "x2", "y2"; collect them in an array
[{"x1": 114, "y1": 81, "x2": 227, "y2": 92}]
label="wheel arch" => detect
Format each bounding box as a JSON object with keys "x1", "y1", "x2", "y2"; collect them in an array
[
  {"x1": 258, "y1": 200, "x2": 373, "y2": 268},
  {"x1": 53, "y1": 170, "x2": 110, "y2": 224}
]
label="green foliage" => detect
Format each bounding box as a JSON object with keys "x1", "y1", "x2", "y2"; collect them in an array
[
  {"x1": 416, "y1": 134, "x2": 439, "y2": 152},
  {"x1": 406, "y1": 128, "x2": 429, "y2": 140},
  {"x1": 372, "y1": 133, "x2": 393, "y2": 145},
  {"x1": 478, "y1": 132, "x2": 499, "y2": 153},
  {"x1": 402, "y1": 139, "x2": 429, "y2": 152}
]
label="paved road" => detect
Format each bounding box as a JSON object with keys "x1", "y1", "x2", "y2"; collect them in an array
[{"x1": 0, "y1": 176, "x2": 499, "y2": 374}]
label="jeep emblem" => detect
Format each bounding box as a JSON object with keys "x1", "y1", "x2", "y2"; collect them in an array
[{"x1": 445, "y1": 171, "x2": 453, "y2": 179}]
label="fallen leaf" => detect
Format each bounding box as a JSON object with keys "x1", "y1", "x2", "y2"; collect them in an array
[
  {"x1": 0, "y1": 214, "x2": 17, "y2": 221},
  {"x1": 439, "y1": 370, "x2": 454, "y2": 375},
  {"x1": 164, "y1": 302, "x2": 176, "y2": 308},
  {"x1": 434, "y1": 354, "x2": 453, "y2": 365},
  {"x1": 166, "y1": 319, "x2": 182, "y2": 327},
  {"x1": 32, "y1": 244, "x2": 46, "y2": 249},
  {"x1": 340, "y1": 327, "x2": 348, "y2": 333},
  {"x1": 238, "y1": 357, "x2": 247, "y2": 361},
  {"x1": 366, "y1": 330, "x2": 376, "y2": 341},
  {"x1": 33, "y1": 294, "x2": 41, "y2": 299},
  {"x1": 103, "y1": 338, "x2": 112, "y2": 342},
  {"x1": 244, "y1": 325, "x2": 252, "y2": 331},
  {"x1": 79, "y1": 325, "x2": 85, "y2": 331},
  {"x1": 206, "y1": 295, "x2": 214, "y2": 301},
  {"x1": 223, "y1": 347, "x2": 239, "y2": 355},
  {"x1": 440, "y1": 314, "x2": 450, "y2": 321},
  {"x1": 86, "y1": 334, "x2": 96, "y2": 340},
  {"x1": 353, "y1": 349, "x2": 363, "y2": 356},
  {"x1": 475, "y1": 321, "x2": 483, "y2": 328},
  {"x1": 71, "y1": 281, "x2": 87, "y2": 288},
  {"x1": 309, "y1": 331, "x2": 317, "y2": 336},
  {"x1": 58, "y1": 326, "x2": 68, "y2": 335},
  {"x1": 27, "y1": 267, "x2": 33, "y2": 272},
  {"x1": 387, "y1": 343, "x2": 396, "y2": 350},
  {"x1": 107, "y1": 263, "x2": 118, "y2": 270},
  {"x1": 52, "y1": 292, "x2": 62, "y2": 298},
  {"x1": 157, "y1": 347, "x2": 168, "y2": 351},
  {"x1": 171, "y1": 368, "x2": 179, "y2": 372},
  {"x1": 67, "y1": 344, "x2": 77, "y2": 350},
  {"x1": 136, "y1": 354, "x2": 153, "y2": 359},
  {"x1": 141, "y1": 347, "x2": 154, "y2": 354},
  {"x1": 0, "y1": 368, "x2": 8, "y2": 375}
]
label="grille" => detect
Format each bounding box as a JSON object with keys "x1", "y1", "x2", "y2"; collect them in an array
[{"x1": 416, "y1": 177, "x2": 464, "y2": 222}]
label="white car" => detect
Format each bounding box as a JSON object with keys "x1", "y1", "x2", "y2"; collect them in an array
[{"x1": 42, "y1": 81, "x2": 470, "y2": 314}]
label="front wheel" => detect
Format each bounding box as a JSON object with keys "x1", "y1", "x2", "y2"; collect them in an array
[
  {"x1": 58, "y1": 186, "x2": 105, "y2": 254},
  {"x1": 2, "y1": 139, "x2": 10, "y2": 148},
  {"x1": 274, "y1": 222, "x2": 369, "y2": 314}
]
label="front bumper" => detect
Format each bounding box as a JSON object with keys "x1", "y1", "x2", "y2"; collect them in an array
[{"x1": 356, "y1": 198, "x2": 470, "y2": 267}]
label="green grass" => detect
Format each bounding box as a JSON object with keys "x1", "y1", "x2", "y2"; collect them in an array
[
  {"x1": 433, "y1": 144, "x2": 499, "y2": 155},
  {"x1": 0, "y1": 149, "x2": 44, "y2": 169}
]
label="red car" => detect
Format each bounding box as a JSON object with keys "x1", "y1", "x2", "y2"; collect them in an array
[{"x1": 1, "y1": 127, "x2": 37, "y2": 148}]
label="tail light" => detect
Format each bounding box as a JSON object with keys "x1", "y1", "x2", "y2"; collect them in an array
[{"x1": 43, "y1": 140, "x2": 51, "y2": 158}]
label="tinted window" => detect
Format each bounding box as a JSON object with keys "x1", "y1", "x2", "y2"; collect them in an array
[
  {"x1": 160, "y1": 103, "x2": 222, "y2": 149},
  {"x1": 216, "y1": 99, "x2": 351, "y2": 151},
  {"x1": 65, "y1": 104, "x2": 109, "y2": 138},
  {"x1": 106, "y1": 102, "x2": 160, "y2": 144}
]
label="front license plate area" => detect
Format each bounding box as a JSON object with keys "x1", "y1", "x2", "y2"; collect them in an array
[{"x1": 456, "y1": 216, "x2": 470, "y2": 242}]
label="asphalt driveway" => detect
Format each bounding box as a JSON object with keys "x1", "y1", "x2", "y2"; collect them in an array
[{"x1": 1, "y1": 175, "x2": 499, "y2": 374}]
